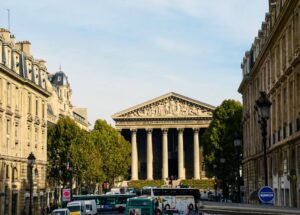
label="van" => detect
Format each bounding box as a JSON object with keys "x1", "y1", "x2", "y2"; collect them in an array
[
  {"x1": 67, "y1": 201, "x2": 86, "y2": 215},
  {"x1": 84, "y1": 200, "x2": 97, "y2": 215},
  {"x1": 52, "y1": 208, "x2": 70, "y2": 215}
]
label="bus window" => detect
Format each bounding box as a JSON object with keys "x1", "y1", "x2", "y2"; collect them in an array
[
  {"x1": 117, "y1": 197, "x2": 127, "y2": 204},
  {"x1": 106, "y1": 197, "x2": 115, "y2": 205}
]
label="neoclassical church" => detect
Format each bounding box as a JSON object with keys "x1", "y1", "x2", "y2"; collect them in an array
[{"x1": 112, "y1": 92, "x2": 215, "y2": 181}]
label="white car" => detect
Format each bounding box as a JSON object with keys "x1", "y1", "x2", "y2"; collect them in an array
[{"x1": 52, "y1": 208, "x2": 70, "y2": 215}]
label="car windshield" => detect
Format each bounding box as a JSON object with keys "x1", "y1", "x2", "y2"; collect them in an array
[
  {"x1": 86, "y1": 204, "x2": 92, "y2": 210},
  {"x1": 52, "y1": 211, "x2": 66, "y2": 215},
  {"x1": 67, "y1": 206, "x2": 80, "y2": 212}
]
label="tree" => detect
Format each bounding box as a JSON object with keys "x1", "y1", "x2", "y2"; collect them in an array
[
  {"x1": 202, "y1": 100, "x2": 243, "y2": 187},
  {"x1": 47, "y1": 117, "x2": 81, "y2": 187},
  {"x1": 91, "y1": 119, "x2": 131, "y2": 185},
  {"x1": 47, "y1": 117, "x2": 102, "y2": 192},
  {"x1": 69, "y1": 130, "x2": 102, "y2": 193}
]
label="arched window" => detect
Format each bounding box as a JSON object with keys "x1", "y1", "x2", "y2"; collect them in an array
[{"x1": 12, "y1": 167, "x2": 18, "y2": 182}]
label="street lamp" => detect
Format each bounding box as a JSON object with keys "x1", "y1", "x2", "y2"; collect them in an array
[
  {"x1": 234, "y1": 132, "x2": 242, "y2": 203},
  {"x1": 213, "y1": 164, "x2": 218, "y2": 199},
  {"x1": 255, "y1": 91, "x2": 271, "y2": 186},
  {"x1": 219, "y1": 156, "x2": 226, "y2": 201},
  {"x1": 27, "y1": 152, "x2": 36, "y2": 215}
]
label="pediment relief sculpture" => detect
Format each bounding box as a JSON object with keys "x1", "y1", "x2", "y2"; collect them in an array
[{"x1": 119, "y1": 97, "x2": 212, "y2": 118}]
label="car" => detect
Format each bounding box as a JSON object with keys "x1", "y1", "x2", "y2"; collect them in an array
[{"x1": 52, "y1": 208, "x2": 70, "y2": 215}]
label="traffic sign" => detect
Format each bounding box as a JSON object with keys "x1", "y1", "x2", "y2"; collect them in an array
[
  {"x1": 258, "y1": 186, "x2": 275, "y2": 204},
  {"x1": 62, "y1": 188, "x2": 71, "y2": 202}
]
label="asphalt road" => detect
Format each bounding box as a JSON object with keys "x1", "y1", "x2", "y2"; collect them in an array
[{"x1": 98, "y1": 212, "x2": 124, "y2": 215}]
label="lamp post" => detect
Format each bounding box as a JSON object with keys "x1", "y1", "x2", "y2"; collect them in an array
[
  {"x1": 255, "y1": 91, "x2": 271, "y2": 186},
  {"x1": 213, "y1": 164, "x2": 218, "y2": 199},
  {"x1": 220, "y1": 157, "x2": 226, "y2": 202},
  {"x1": 234, "y1": 133, "x2": 242, "y2": 203},
  {"x1": 27, "y1": 152, "x2": 36, "y2": 215}
]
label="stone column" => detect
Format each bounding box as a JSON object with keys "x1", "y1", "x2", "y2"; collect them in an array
[
  {"x1": 147, "y1": 129, "x2": 153, "y2": 180},
  {"x1": 162, "y1": 128, "x2": 168, "y2": 180},
  {"x1": 178, "y1": 128, "x2": 185, "y2": 179},
  {"x1": 193, "y1": 128, "x2": 200, "y2": 179},
  {"x1": 131, "y1": 129, "x2": 138, "y2": 180}
]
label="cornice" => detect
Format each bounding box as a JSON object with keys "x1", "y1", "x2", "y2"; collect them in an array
[
  {"x1": 0, "y1": 63, "x2": 50, "y2": 97},
  {"x1": 114, "y1": 116, "x2": 212, "y2": 122}
]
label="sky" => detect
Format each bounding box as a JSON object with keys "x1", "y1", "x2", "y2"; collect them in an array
[{"x1": 0, "y1": 0, "x2": 268, "y2": 127}]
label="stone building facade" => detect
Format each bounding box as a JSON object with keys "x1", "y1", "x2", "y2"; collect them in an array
[
  {"x1": 239, "y1": 0, "x2": 300, "y2": 207},
  {"x1": 0, "y1": 29, "x2": 50, "y2": 215},
  {"x1": 112, "y1": 92, "x2": 214, "y2": 181},
  {"x1": 46, "y1": 70, "x2": 89, "y2": 131}
]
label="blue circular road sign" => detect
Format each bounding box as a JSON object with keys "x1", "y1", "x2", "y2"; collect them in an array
[{"x1": 258, "y1": 186, "x2": 275, "y2": 203}]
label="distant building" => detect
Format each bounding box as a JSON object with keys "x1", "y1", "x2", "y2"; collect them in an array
[
  {"x1": 238, "y1": 0, "x2": 300, "y2": 207},
  {"x1": 46, "y1": 70, "x2": 89, "y2": 131},
  {"x1": 112, "y1": 92, "x2": 214, "y2": 180},
  {"x1": 0, "y1": 28, "x2": 50, "y2": 215}
]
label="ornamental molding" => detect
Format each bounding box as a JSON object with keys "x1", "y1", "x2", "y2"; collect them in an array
[{"x1": 112, "y1": 92, "x2": 215, "y2": 121}]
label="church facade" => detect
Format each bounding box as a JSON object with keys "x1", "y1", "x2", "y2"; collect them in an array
[{"x1": 112, "y1": 92, "x2": 214, "y2": 180}]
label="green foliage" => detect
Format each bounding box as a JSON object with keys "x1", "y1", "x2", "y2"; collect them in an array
[
  {"x1": 180, "y1": 179, "x2": 214, "y2": 190},
  {"x1": 202, "y1": 99, "x2": 243, "y2": 184},
  {"x1": 47, "y1": 117, "x2": 102, "y2": 188},
  {"x1": 91, "y1": 119, "x2": 131, "y2": 185},
  {"x1": 128, "y1": 180, "x2": 164, "y2": 189}
]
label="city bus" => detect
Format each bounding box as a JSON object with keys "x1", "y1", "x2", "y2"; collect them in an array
[
  {"x1": 126, "y1": 196, "x2": 159, "y2": 215},
  {"x1": 141, "y1": 188, "x2": 200, "y2": 214},
  {"x1": 73, "y1": 193, "x2": 136, "y2": 213}
]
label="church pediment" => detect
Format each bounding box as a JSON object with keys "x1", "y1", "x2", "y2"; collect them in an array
[{"x1": 112, "y1": 92, "x2": 215, "y2": 119}]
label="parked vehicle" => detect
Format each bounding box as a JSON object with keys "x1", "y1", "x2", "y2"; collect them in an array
[
  {"x1": 67, "y1": 201, "x2": 87, "y2": 215},
  {"x1": 51, "y1": 208, "x2": 70, "y2": 215},
  {"x1": 73, "y1": 194, "x2": 136, "y2": 213},
  {"x1": 126, "y1": 196, "x2": 159, "y2": 215},
  {"x1": 84, "y1": 200, "x2": 97, "y2": 215}
]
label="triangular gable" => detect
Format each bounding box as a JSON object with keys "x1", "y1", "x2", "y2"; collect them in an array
[{"x1": 112, "y1": 92, "x2": 215, "y2": 119}]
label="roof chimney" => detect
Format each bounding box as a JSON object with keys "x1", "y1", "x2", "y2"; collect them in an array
[
  {"x1": 0, "y1": 28, "x2": 11, "y2": 42},
  {"x1": 16, "y1": 41, "x2": 31, "y2": 55}
]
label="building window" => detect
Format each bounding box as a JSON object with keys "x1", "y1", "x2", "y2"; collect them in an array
[
  {"x1": 5, "y1": 165, "x2": 9, "y2": 179},
  {"x1": 35, "y1": 98, "x2": 38, "y2": 116},
  {"x1": 27, "y1": 125, "x2": 31, "y2": 146},
  {"x1": 6, "y1": 119, "x2": 11, "y2": 135},
  {"x1": 15, "y1": 122, "x2": 18, "y2": 137},
  {"x1": 15, "y1": 87, "x2": 19, "y2": 110},
  {"x1": 42, "y1": 102, "x2": 45, "y2": 119},
  {"x1": 6, "y1": 82, "x2": 10, "y2": 107},
  {"x1": 28, "y1": 93, "x2": 31, "y2": 113}
]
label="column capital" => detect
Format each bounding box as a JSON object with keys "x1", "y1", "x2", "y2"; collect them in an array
[
  {"x1": 177, "y1": 128, "x2": 184, "y2": 133},
  {"x1": 130, "y1": 128, "x2": 137, "y2": 133},
  {"x1": 162, "y1": 128, "x2": 168, "y2": 133},
  {"x1": 146, "y1": 128, "x2": 153, "y2": 133},
  {"x1": 193, "y1": 128, "x2": 200, "y2": 133}
]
